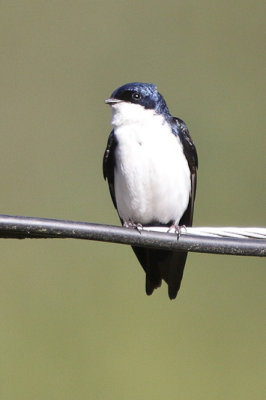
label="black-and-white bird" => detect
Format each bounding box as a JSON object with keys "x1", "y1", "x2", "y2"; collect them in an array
[{"x1": 103, "y1": 82, "x2": 198, "y2": 299}]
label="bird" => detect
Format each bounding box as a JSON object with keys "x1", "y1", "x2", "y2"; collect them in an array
[{"x1": 103, "y1": 82, "x2": 198, "y2": 299}]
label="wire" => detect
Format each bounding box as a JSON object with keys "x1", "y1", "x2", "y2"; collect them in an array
[
  {"x1": 0, "y1": 214, "x2": 265, "y2": 257},
  {"x1": 144, "y1": 226, "x2": 266, "y2": 239}
]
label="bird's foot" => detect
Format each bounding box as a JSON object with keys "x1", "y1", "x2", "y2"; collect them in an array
[
  {"x1": 123, "y1": 220, "x2": 143, "y2": 234},
  {"x1": 167, "y1": 224, "x2": 186, "y2": 239}
]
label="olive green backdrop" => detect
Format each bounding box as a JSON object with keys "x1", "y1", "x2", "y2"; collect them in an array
[{"x1": 0, "y1": 1, "x2": 265, "y2": 399}]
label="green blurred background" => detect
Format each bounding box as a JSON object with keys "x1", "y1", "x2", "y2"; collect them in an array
[{"x1": 0, "y1": 1, "x2": 265, "y2": 399}]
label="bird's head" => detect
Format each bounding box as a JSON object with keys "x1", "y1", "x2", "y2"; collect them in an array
[{"x1": 105, "y1": 82, "x2": 170, "y2": 127}]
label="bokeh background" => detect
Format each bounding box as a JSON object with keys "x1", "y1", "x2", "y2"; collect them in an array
[{"x1": 0, "y1": 1, "x2": 265, "y2": 399}]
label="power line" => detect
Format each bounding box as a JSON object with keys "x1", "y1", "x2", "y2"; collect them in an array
[{"x1": 0, "y1": 214, "x2": 265, "y2": 257}]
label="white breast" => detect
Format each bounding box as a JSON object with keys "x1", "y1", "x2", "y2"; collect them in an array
[{"x1": 111, "y1": 102, "x2": 191, "y2": 225}]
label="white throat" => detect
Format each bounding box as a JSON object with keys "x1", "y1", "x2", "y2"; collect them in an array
[{"x1": 110, "y1": 101, "x2": 159, "y2": 128}]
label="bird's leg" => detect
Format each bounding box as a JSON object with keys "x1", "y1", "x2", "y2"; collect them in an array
[
  {"x1": 167, "y1": 224, "x2": 186, "y2": 239},
  {"x1": 123, "y1": 219, "x2": 143, "y2": 234}
]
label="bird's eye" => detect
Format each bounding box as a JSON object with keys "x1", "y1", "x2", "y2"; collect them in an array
[{"x1": 132, "y1": 92, "x2": 141, "y2": 101}]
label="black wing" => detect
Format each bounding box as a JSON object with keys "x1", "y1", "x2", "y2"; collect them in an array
[
  {"x1": 173, "y1": 117, "x2": 198, "y2": 226},
  {"x1": 103, "y1": 130, "x2": 117, "y2": 209}
]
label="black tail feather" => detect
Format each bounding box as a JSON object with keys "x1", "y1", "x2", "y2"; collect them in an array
[
  {"x1": 167, "y1": 252, "x2": 187, "y2": 299},
  {"x1": 132, "y1": 246, "x2": 187, "y2": 299}
]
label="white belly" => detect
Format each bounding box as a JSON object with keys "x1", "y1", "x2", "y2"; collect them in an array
[{"x1": 113, "y1": 115, "x2": 191, "y2": 225}]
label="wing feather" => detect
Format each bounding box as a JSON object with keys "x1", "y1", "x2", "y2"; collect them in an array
[{"x1": 103, "y1": 130, "x2": 117, "y2": 209}]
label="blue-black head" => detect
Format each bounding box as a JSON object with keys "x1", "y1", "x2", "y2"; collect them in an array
[{"x1": 105, "y1": 82, "x2": 170, "y2": 116}]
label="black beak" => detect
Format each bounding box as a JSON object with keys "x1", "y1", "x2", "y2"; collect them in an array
[{"x1": 105, "y1": 98, "x2": 122, "y2": 105}]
